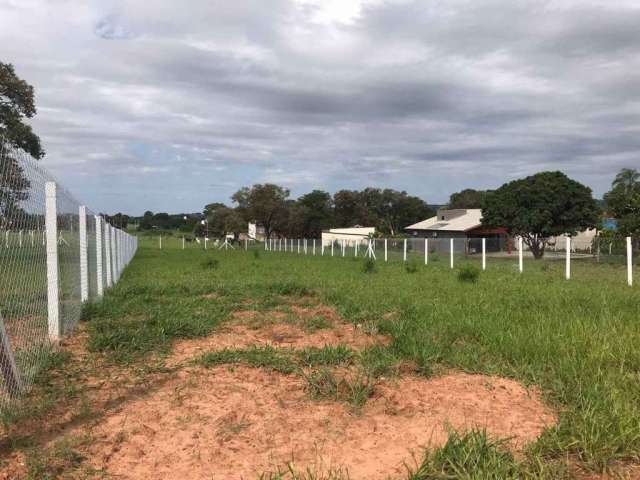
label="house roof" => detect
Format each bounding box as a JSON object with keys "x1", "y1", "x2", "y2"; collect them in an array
[{"x1": 405, "y1": 209, "x2": 483, "y2": 232}]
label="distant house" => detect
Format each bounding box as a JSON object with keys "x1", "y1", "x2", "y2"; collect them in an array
[
  {"x1": 405, "y1": 209, "x2": 508, "y2": 253},
  {"x1": 321, "y1": 227, "x2": 375, "y2": 246}
]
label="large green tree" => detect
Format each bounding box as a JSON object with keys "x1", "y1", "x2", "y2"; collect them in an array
[
  {"x1": 232, "y1": 183, "x2": 290, "y2": 239},
  {"x1": 482, "y1": 171, "x2": 599, "y2": 259},
  {"x1": 297, "y1": 190, "x2": 333, "y2": 237},
  {"x1": 1, "y1": 63, "x2": 44, "y2": 227},
  {"x1": 604, "y1": 168, "x2": 640, "y2": 238},
  {"x1": 448, "y1": 188, "x2": 492, "y2": 209}
]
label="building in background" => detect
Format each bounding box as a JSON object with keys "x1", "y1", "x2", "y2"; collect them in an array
[
  {"x1": 405, "y1": 208, "x2": 508, "y2": 253},
  {"x1": 321, "y1": 227, "x2": 375, "y2": 246}
]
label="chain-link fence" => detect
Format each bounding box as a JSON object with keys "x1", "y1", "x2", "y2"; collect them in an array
[{"x1": 0, "y1": 139, "x2": 138, "y2": 408}]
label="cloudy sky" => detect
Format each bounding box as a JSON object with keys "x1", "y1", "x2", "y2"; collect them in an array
[{"x1": 2, "y1": 0, "x2": 639, "y2": 215}]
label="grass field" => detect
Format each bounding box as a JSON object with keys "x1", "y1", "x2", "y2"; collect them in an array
[{"x1": 1, "y1": 243, "x2": 640, "y2": 479}]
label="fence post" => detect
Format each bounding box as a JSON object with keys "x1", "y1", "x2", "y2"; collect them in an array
[
  {"x1": 45, "y1": 182, "x2": 61, "y2": 341},
  {"x1": 627, "y1": 237, "x2": 633, "y2": 287},
  {"x1": 518, "y1": 237, "x2": 523, "y2": 273},
  {"x1": 403, "y1": 239, "x2": 407, "y2": 262},
  {"x1": 566, "y1": 237, "x2": 571, "y2": 280},
  {"x1": 355, "y1": 241, "x2": 358, "y2": 257},
  {"x1": 450, "y1": 238, "x2": 454, "y2": 269},
  {"x1": 298, "y1": 238, "x2": 300, "y2": 254},
  {"x1": 482, "y1": 238, "x2": 486, "y2": 271},
  {"x1": 79, "y1": 206, "x2": 88, "y2": 302},
  {"x1": 111, "y1": 225, "x2": 117, "y2": 283},
  {"x1": 331, "y1": 241, "x2": 334, "y2": 257},
  {"x1": 313, "y1": 239, "x2": 316, "y2": 255},
  {"x1": 384, "y1": 238, "x2": 388, "y2": 262},
  {"x1": 105, "y1": 222, "x2": 112, "y2": 287},
  {"x1": 95, "y1": 216, "x2": 103, "y2": 297},
  {"x1": 342, "y1": 239, "x2": 345, "y2": 257},
  {"x1": 424, "y1": 238, "x2": 428, "y2": 265},
  {"x1": 159, "y1": 235, "x2": 162, "y2": 249},
  {"x1": 183, "y1": 236, "x2": 185, "y2": 250}
]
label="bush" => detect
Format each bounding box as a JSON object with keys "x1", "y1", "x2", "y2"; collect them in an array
[
  {"x1": 253, "y1": 249, "x2": 260, "y2": 260},
  {"x1": 201, "y1": 258, "x2": 219, "y2": 270},
  {"x1": 405, "y1": 260, "x2": 419, "y2": 273},
  {"x1": 457, "y1": 264, "x2": 480, "y2": 283},
  {"x1": 362, "y1": 258, "x2": 377, "y2": 274}
]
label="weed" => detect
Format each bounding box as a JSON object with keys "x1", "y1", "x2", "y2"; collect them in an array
[
  {"x1": 259, "y1": 462, "x2": 351, "y2": 480},
  {"x1": 457, "y1": 264, "x2": 480, "y2": 283},
  {"x1": 303, "y1": 315, "x2": 331, "y2": 332},
  {"x1": 297, "y1": 345, "x2": 354, "y2": 366},
  {"x1": 201, "y1": 258, "x2": 220, "y2": 270},
  {"x1": 362, "y1": 258, "x2": 377, "y2": 274},
  {"x1": 405, "y1": 260, "x2": 419, "y2": 273},
  {"x1": 253, "y1": 249, "x2": 261, "y2": 260},
  {"x1": 197, "y1": 346, "x2": 298, "y2": 374}
]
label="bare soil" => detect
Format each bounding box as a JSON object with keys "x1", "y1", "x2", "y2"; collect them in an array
[{"x1": 1, "y1": 302, "x2": 558, "y2": 479}]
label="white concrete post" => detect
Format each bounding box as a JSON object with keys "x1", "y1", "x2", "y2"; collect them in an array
[
  {"x1": 183, "y1": 236, "x2": 185, "y2": 250},
  {"x1": 424, "y1": 238, "x2": 428, "y2": 265},
  {"x1": 297, "y1": 238, "x2": 300, "y2": 254},
  {"x1": 518, "y1": 237, "x2": 523, "y2": 273},
  {"x1": 565, "y1": 237, "x2": 571, "y2": 280},
  {"x1": 95, "y1": 216, "x2": 103, "y2": 297},
  {"x1": 627, "y1": 237, "x2": 633, "y2": 287},
  {"x1": 482, "y1": 238, "x2": 486, "y2": 271},
  {"x1": 204, "y1": 237, "x2": 208, "y2": 250},
  {"x1": 342, "y1": 239, "x2": 345, "y2": 257},
  {"x1": 104, "y1": 222, "x2": 112, "y2": 287},
  {"x1": 331, "y1": 241, "x2": 334, "y2": 257},
  {"x1": 384, "y1": 238, "x2": 388, "y2": 262},
  {"x1": 403, "y1": 239, "x2": 407, "y2": 262},
  {"x1": 110, "y1": 226, "x2": 117, "y2": 282},
  {"x1": 18, "y1": 230, "x2": 22, "y2": 247},
  {"x1": 313, "y1": 239, "x2": 316, "y2": 255},
  {"x1": 355, "y1": 241, "x2": 358, "y2": 257},
  {"x1": 45, "y1": 182, "x2": 60, "y2": 341},
  {"x1": 79, "y1": 206, "x2": 88, "y2": 302},
  {"x1": 159, "y1": 235, "x2": 162, "y2": 249},
  {"x1": 450, "y1": 238, "x2": 454, "y2": 269}
]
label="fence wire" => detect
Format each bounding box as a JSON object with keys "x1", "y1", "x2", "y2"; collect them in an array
[{"x1": 0, "y1": 139, "x2": 137, "y2": 408}]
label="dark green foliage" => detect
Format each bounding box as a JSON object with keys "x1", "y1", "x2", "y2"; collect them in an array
[
  {"x1": 297, "y1": 345, "x2": 354, "y2": 366},
  {"x1": 405, "y1": 260, "x2": 419, "y2": 273},
  {"x1": 457, "y1": 264, "x2": 480, "y2": 283},
  {"x1": 448, "y1": 189, "x2": 492, "y2": 209},
  {"x1": 603, "y1": 168, "x2": 640, "y2": 237},
  {"x1": 201, "y1": 258, "x2": 219, "y2": 270},
  {"x1": 482, "y1": 171, "x2": 599, "y2": 258},
  {"x1": 362, "y1": 258, "x2": 377, "y2": 274}
]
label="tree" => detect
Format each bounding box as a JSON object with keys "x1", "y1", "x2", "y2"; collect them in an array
[
  {"x1": 1, "y1": 63, "x2": 44, "y2": 158},
  {"x1": 379, "y1": 189, "x2": 433, "y2": 236},
  {"x1": 604, "y1": 168, "x2": 640, "y2": 238},
  {"x1": 232, "y1": 184, "x2": 289, "y2": 239},
  {"x1": 297, "y1": 190, "x2": 333, "y2": 237},
  {"x1": 199, "y1": 206, "x2": 244, "y2": 238},
  {"x1": 333, "y1": 190, "x2": 366, "y2": 227},
  {"x1": 448, "y1": 189, "x2": 492, "y2": 209},
  {"x1": 1, "y1": 63, "x2": 44, "y2": 228},
  {"x1": 482, "y1": 171, "x2": 599, "y2": 259}
]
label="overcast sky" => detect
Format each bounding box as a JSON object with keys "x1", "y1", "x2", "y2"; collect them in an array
[{"x1": 2, "y1": 0, "x2": 639, "y2": 215}]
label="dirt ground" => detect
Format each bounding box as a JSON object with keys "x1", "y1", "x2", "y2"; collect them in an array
[{"x1": 1, "y1": 301, "x2": 557, "y2": 479}]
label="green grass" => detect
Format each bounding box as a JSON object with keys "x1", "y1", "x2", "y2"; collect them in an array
[{"x1": 78, "y1": 243, "x2": 640, "y2": 475}]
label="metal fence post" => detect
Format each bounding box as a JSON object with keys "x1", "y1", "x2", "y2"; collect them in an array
[
  {"x1": 45, "y1": 182, "x2": 61, "y2": 341},
  {"x1": 79, "y1": 206, "x2": 88, "y2": 302}
]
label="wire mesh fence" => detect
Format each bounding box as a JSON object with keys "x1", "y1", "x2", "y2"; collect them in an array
[{"x1": 0, "y1": 139, "x2": 138, "y2": 408}]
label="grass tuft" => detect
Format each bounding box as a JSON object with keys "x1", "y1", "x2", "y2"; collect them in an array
[{"x1": 457, "y1": 264, "x2": 480, "y2": 283}]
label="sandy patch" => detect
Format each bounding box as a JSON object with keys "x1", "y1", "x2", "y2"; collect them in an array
[
  {"x1": 86, "y1": 366, "x2": 556, "y2": 480},
  {"x1": 169, "y1": 304, "x2": 388, "y2": 365}
]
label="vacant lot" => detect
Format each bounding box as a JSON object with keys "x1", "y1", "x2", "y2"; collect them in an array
[{"x1": 1, "y1": 245, "x2": 639, "y2": 479}]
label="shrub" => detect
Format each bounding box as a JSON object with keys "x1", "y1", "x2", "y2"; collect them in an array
[
  {"x1": 362, "y1": 258, "x2": 377, "y2": 274},
  {"x1": 405, "y1": 260, "x2": 419, "y2": 274},
  {"x1": 201, "y1": 258, "x2": 219, "y2": 270},
  {"x1": 457, "y1": 264, "x2": 480, "y2": 283}
]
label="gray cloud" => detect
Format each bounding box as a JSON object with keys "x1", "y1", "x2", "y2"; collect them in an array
[{"x1": 1, "y1": 0, "x2": 639, "y2": 214}]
